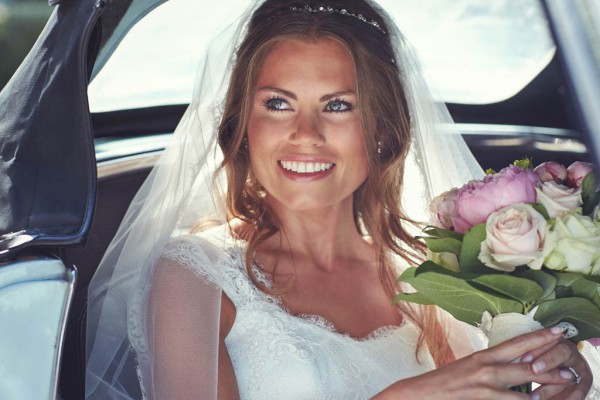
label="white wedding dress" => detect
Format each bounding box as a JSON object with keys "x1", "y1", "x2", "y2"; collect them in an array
[{"x1": 126, "y1": 226, "x2": 479, "y2": 399}]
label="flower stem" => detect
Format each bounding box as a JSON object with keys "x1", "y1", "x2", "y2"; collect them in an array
[{"x1": 511, "y1": 383, "x2": 532, "y2": 393}]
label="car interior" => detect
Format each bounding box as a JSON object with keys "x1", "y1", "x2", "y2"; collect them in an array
[{"x1": 0, "y1": 1, "x2": 595, "y2": 399}]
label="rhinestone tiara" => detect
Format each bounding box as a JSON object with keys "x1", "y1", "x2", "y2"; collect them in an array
[{"x1": 289, "y1": 5, "x2": 386, "y2": 35}]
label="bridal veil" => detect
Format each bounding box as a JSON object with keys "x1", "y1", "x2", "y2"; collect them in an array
[{"x1": 84, "y1": 0, "x2": 485, "y2": 398}]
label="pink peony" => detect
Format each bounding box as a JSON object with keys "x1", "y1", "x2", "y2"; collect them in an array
[
  {"x1": 453, "y1": 165, "x2": 540, "y2": 233},
  {"x1": 566, "y1": 161, "x2": 594, "y2": 188},
  {"x1": 534, "y1": 161, "x2": 567, "y2": 184}
]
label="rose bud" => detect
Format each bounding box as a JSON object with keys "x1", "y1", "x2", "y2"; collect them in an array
[
  {"x1": 534, "y1": 161, "x2": 567, "y2": 183},
  {"x1": 566, "y1": 161, "x2": 594, "y2": 188}
]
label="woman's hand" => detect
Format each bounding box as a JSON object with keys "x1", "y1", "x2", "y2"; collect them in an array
[
  {"x1": 522, "y1": 337, "x2": 593, "y2": 400},
  {"x1": 373, "y1": 327, "x2": 584, "y2": 399}
]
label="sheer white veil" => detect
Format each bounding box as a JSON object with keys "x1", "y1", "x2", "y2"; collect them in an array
[{"x1": 84, "y1": 1, "x2": 483, "y2": 398}]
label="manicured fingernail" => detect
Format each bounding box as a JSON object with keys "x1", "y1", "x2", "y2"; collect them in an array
[
  {"x1": 532, "y1": 360, "x2": 546, "y2": 374},
  {"x1": 560, "y1": 368, "x2": 574, "y2": 380},
  {"x1": 530, "y1": 394, "x2": 540, "y2": 400},
  {"x1": 551, "y1": 326, "x2": 563, "y2": 334},
  {"x1": 521, "y1": 354, "x2": 534, "y2": 363}
]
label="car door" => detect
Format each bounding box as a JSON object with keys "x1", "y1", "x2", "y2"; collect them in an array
[{"x1": 0, "y1": 0, "x2": 164, "y2": 399}]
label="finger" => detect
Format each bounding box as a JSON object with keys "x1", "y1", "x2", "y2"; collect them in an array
[
  {"x1": 530, "y1": 341, "x2": 575, "y2": 375},
  {"x1": 530, "y1": 383, "x2": 567, "y2": 400},
  {"x1": 491, "y1": 363, "x2": 572, "y2": 388},
  {"x1": 529, "y1": 368, "x2": 574, "y2": 385},
  {"x1": 544, "y1": 367, "x2": 593, "y2": 400},
  {"x1": 519, "y1": 340, "x2": 559, "y2": 364},
  {"x1": 547, "y1": 384, "x2": 588, "y2": 400},
  {"x1": 487, "y1": 327, "x2": 563, "y2": 364}
]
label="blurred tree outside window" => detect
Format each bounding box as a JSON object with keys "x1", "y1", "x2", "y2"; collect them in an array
[{"x1": 0, "y1": 0, "x2": 52, "y2": 91}]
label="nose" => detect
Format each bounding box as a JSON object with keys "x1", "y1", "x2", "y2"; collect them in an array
[{"x1": 290, "y1": 112, "x2": 325, "y2": 147}]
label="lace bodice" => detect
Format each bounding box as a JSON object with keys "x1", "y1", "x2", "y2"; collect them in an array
[
  {"x1": 158, "y1": 232, "x2": 434, "y2": 399},
  {"x1": 128, "y1": 228, "x2": 600, "y2": 399}
]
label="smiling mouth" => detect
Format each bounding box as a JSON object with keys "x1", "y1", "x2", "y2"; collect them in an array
[{"x1": 279, "y1": 160, "x2": 334, "y2": 174}]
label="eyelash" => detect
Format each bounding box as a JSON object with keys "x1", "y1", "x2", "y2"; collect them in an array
[
  {"x1": 263, "y1": 96, "x2": 289, "y2": 112},
  {"x1": 262, "y1": 96, "x2": 354, "y2": 113},
  {"x1": 326, "y1": 98, "x2": 353, "y2": 113}
]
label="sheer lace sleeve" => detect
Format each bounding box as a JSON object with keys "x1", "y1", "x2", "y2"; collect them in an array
[
  {"x1": 128, "y1": 236, "x2": 225, "y2": 399},
  {"x1": 445, "y1": 316, "x2": 486, "y2": 360}
]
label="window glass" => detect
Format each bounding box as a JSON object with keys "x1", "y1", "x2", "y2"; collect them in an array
[{"x1": 89, "y1": 0, "x2": 555, "y2": 112}]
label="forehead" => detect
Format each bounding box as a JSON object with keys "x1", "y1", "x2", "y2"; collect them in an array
[{"x1": 256, "y1": 38, "x2": 357, "y2": 89}]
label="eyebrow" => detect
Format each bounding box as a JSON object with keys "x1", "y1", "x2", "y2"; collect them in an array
[{"x1": 256, "y1": 86, "x2": 356, "y2": 102}]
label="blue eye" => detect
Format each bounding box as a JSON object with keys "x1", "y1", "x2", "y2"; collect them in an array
[
  {"x1": 264, "y1": 96, "x2": 291, "y2": 111},
  {"x1": 326, "y1": 99, "x2": 352, "y2": 113}
]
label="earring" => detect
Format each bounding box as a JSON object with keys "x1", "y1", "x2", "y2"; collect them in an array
[
  {"x1": 376, "y1": 140, "x2": 382, "y2": 154},
  {"x1": 243, "y1": 137, "x2": 249, "y2": 149}
]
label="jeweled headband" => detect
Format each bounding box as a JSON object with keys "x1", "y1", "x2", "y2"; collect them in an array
[{"x1": 289, "y1": 5, "x2": 386, "y2": 35}]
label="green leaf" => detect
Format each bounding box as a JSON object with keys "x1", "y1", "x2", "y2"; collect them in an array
[
  {"x1": 569, "y1": 277, "x2": 600, "y2": 309},
  {"x1": 413, "y1": 260, "x2": 479, "y2": 279},
  {"x1": 398, "y1": 261, "x2": 523, "y2": 326},
  {"x1": 551, "y1": 271, "x2": 583, "y2": 287},
  {"x1": 393, "y1": 292, "x2": 434, "y2": 305},
  {"x1": 398, "y1": 266, "x2": 418, "y2": 281},
  {"x1": 555, "y1": 285, "x2": 573, "y2": 298},
  {"x1": 513, "y1": 158, "x2": 534, "y2": 170},
  {"x1": 581, "y1": 172, "x2": 597, "y2": 198},
  {"x1": 422, "y1": 237, "x2": 462, "y2": 256},
  {"x1": 469, "y1": 274, "x2": 544, "y2": 304},
  {"x1": 534, "y1": 298, "x2": 600, "y2": 342},
  {"x1": 531, "y1": 203, "x2": 550, "y2": 220},
  {"x1": 582, "y1": 191, "x2": 600, "y2": 215},
  {"x1": 583, "y1": 274, "x2": 600, "y2": 284},
  {"x1": 516, "y1": 269, "x2": 556, "y2": 301},
  {"x1": 459, "y1": 223, "x2": 489, "y2": 274},
  {"x1": 421, "y1": 226, "x2": 464, "y2": 241}
]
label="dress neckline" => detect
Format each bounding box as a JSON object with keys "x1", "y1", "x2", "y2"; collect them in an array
[{"x1": 221, "y1": 232, "x2": 410, "y2": 343}]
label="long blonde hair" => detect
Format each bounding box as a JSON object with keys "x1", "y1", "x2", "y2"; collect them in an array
[{"x1": 216, "y1": 0, "x2": 454, "y2": 367}]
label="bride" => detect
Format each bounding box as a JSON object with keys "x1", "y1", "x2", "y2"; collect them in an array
[{"x1": 85, "y1": 0, "x2": 598, "y2": 398}]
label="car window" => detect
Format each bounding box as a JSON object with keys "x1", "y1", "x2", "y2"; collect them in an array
[{"x1": 88, "y1": 0, "x2": 555, "y2": 112}]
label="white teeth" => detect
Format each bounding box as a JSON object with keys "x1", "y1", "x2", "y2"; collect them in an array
[{"x1": 280, "y1": 160, "x2": 334, "y2": 173}]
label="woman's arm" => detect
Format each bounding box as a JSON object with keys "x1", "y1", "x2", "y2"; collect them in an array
[
  {"x1": 148, "y1": 258, "x2": 240, "y2": 399},
  {"x1": 373, "y1": 327, "x2": 592, "y2": 399}
]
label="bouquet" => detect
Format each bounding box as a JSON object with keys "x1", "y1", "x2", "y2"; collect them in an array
[{"x1": 396, "y1": 159, "x2": 600, "y2": 346}]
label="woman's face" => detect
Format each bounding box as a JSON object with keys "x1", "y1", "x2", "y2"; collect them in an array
[{"x1": 246, "y1": 38, "x2": 368, "y2": 213}]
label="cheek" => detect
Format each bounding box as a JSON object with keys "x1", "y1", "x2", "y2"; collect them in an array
[
  {"x1": 341, "y1": 126, "x2": 369, "y2": 166},
  {"x1": 246, "y1": 118, "x2": 277, "y2": 177},
  {"x1": 247, "y1": 114, "x2": 285, "y2": 147}
]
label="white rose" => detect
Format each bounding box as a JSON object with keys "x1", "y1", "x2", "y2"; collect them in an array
[
  {"x1": 535, "y1": 181, "x2": 582, "y2": 217},
  {"x1": 592, "y1": 258, "x2": 600, "y2": 275},
  {"x1": 543, "y1": 212, "x2": 600, "y2": 274},
  {"x1": 479, "y1": 204, "x2": 548, "y2": 272}
]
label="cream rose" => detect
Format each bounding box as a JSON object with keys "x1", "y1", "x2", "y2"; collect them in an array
[
  {"x1": 429, "y1": 251, "x2": 460, "y2": 272},
  {"x1": 535, "y1": 181, "x2": 582, "y2": 218},
  {"x1": 544, "y1": 212, "x2": 600, "y2": 274},
  {"x1": 479, "y1": 204, "x2": 548, "y2": 272}
]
